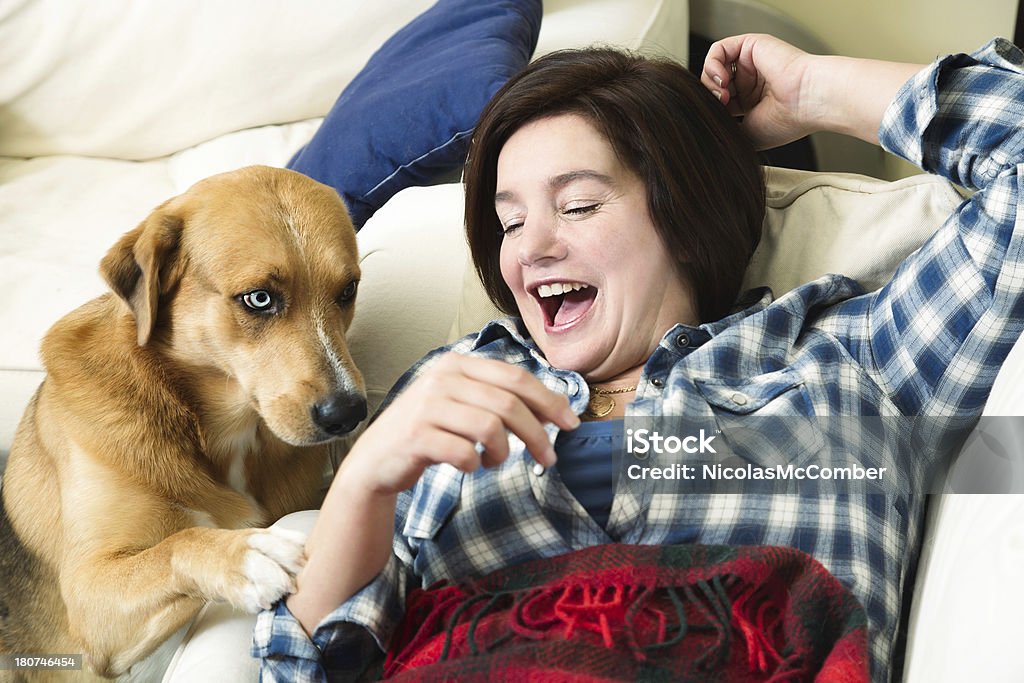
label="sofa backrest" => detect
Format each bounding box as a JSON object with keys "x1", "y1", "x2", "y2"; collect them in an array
[{"x1": 0, "y1": 0, "x2": 687, "y2": 161}]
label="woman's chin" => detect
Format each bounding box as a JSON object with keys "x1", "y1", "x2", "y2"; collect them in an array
[
  {"x1": 535, "y1": 341, "x2": 605, "y2": 376},
  {"x1": 525, "y1": 315, "x2": 613, "y2": 374}
]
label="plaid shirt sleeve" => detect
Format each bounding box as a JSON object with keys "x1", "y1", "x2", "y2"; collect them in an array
[
  {"x1": 865, "y1": 38, "x2": 1024, "y2": 416},
  {"x1": 252, "y1": 547, "x2": 414, "y2": 682}
]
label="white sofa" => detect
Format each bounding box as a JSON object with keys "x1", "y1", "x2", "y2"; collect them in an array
[{"x1": 2, "y1": 2, "x2": 1023, "y2": 681}]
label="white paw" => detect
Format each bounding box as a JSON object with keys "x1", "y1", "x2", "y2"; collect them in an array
[{"x1": 235, "y1": 527, "x2": 308, "y2": 612}]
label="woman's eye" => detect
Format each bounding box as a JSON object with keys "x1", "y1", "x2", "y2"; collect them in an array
[
  {"x1": 339, "y1": 280, "x2": 358, "y2": 303},
  {"x1": 500, "y1": 221, "x2": 523, "y2": 237},
  {"x1": 240, "y1": 289, "x2": 276, "y2": 313},
  {"x1": 563, "y1": 203, "x2": 600, "y2": 217}
]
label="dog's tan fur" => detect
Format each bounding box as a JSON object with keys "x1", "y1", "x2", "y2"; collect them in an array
[{"x1": 0, "y1": 166, "x2": 365, "y2": 680}]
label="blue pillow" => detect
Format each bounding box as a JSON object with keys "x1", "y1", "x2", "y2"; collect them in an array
[{"x1": 288, "y1": 0, "x2": 542, "y2": 229}]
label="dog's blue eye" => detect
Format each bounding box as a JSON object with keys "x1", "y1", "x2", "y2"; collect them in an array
[{"x1": 241, "y1": 290, "x2": 274, "y2": 312}]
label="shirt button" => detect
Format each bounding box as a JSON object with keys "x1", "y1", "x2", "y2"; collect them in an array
[
  {"x1": 532, "y1": 463, "x2": 546, "y2": 476},
  {"x1": 675, "y1": 333, "x2": 690, "y2": 348},
  {"x1": 730, "y1": 392, "x2": 749, "y2": 406},
  {"x1": 651, "y1": 377, "x2": 665, "y2": 388},
  {"x1": 567, "y1": 379, "x2": 580, "y2": 396}
]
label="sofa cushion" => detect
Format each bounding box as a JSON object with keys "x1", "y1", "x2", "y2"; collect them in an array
[
  {"x1": 287, "y1": 0, "x2": 542, "y2": 228},
  {"x1": 0, "y1": 1, "x2": 445, "y2": 160},
  {"x1": 744, "y1": 166, "x2": 966, "y2": 294}
]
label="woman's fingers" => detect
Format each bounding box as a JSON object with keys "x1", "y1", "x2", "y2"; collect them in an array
[
  {"x1": 426, "y1": 354, "x2": 576, "y2": 468},
  {"x1": 446, "y1": 354, "x2": 578, "y2": 431},
  {"x1": 440, "y1": 379, "x2": 563, "y2": 468},
  {"x1": 411, "y1": 426, "x2": 499, "y2": 474},
  {"x1": 352, "y1": 353, "x2": 579, "y2": 492},
  {"x1": 701, "y1": 35, "x2": 751, "y2": 110}
]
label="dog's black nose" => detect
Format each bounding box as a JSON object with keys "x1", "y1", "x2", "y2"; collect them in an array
[{"x1": 312, "y1": 392, "x2": 367, "y2": 436}]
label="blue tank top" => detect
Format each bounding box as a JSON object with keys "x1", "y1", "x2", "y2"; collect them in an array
[{"x1": 553, "y1": 419, "x2": 620, "y2": 529}]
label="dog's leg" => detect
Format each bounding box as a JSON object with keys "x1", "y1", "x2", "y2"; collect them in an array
[{"x1": 59, "y1": 525, "x2": 305, "y2": 678}]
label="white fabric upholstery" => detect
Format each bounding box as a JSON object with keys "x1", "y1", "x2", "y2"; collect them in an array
[
  {"x1": 903, "y1": 494, "x2": 1024, "y2": 682},
  {"x1": 0, "y1": 0, "x2": 685, "y2": 161},
  {"x1": 0, "y1": 0, "x2": 436, "y2": 159}
]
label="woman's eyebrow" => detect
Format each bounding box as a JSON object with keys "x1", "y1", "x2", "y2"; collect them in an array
[
  {"x1": 494, "y1": 169, "x2": 614, "y2": 205},
  {"x1": 549, "y1": 169, "x2": 614, "y2": 191},
  {"x1": 494, "y1": 189, "x2": 516, "y2": 205}
]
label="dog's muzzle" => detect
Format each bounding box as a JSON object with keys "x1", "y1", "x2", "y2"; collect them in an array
[{"x1": 311, "y1": 392, "x2": 367, "y2": 437}]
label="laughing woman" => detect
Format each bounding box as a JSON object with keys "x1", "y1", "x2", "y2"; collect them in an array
[{"x1": 256, "y1": 34, "x2": 1024, "y2": 681}]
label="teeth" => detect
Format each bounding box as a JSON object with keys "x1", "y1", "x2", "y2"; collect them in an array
[{"x1": 537, "y1": 282, "x2": 588, "y2": 298}]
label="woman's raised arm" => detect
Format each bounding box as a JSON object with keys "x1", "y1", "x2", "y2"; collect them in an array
[{"x1": 701, "y1": 33, "x2": 925, "y2": 149}]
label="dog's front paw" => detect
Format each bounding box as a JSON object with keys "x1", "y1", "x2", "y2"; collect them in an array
[{"x1": 230, "y1": 527, "x2": 308, "y2": 612}]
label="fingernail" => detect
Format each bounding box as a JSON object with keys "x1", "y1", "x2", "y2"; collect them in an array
[
  {"x1": 713, "y1": 90, "x2": 722, "y2": 101},
  {"x1": 568, "y1": 412, "x2": 581, "y2": 429},
  {"x1": 714, "y1": 75, "x2": 723, "y2": 87}
]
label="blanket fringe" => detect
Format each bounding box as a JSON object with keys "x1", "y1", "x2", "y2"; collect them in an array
[{"x1": 401, "y1": 573, "x2": 785, "y2": 671}]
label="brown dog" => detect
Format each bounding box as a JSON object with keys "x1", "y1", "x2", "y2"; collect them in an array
[{"x1": 0, "y1": 166, "x2": 366, "y2": 680}]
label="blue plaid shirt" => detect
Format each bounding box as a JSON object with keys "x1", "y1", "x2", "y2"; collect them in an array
[{"x1": 254, "y1": 39, "x2": 1024, "y2": 682}]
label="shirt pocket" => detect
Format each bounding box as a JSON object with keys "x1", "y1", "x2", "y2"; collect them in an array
[{"x1": 693, "y1": 368, "x2": 826, "y2": 469}]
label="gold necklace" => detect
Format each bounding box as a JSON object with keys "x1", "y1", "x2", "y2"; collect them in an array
[{"x1": 583, "y1": 384, "x2": 637, "y2": 419}]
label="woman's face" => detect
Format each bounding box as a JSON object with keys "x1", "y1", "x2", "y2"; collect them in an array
[{"x1": 496, "y1": 113, "x2": 698, "y2": 382}]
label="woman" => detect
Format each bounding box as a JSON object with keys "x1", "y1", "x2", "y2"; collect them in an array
[{"x1": 256, "y1": 33, "x2": 1024, "y2": 681}]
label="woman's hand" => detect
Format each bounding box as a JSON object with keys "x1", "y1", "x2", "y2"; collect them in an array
[
  {"x1": 286, "y1": 353, "x2": 579, "y2": 634},
  {"x1": 702, "y1": 33, "x2": 926, "y2": 148},
  {"x1": 342, "y1": 353, "x2": 579, "y2": 495},
  {"x1": 701, "y1": 33, "x2": 817, "y2": 150}
]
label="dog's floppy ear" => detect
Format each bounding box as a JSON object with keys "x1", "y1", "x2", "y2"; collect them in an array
[{"x1": 100, "y1": 209, "x2": 184, "y2": 346}]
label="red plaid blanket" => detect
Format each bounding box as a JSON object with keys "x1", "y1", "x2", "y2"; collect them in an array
[{"x1": 383, "y1": 544, "x2": 868, "y2": 682}]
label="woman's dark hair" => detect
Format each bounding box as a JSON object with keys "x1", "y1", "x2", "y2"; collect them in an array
[{"x1": 464, "y1": 47, "x2": 766, "y2": 323}]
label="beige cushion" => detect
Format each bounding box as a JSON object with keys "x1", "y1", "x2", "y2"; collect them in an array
[
  {"x1": 745, "y1": 166, "x2": 965, "y2": 294},
  {"x1": 0, "y1": 1, "x2": 436, "y2": 160}
]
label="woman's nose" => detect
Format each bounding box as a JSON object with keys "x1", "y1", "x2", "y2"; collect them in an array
[{"x1": 517, "y1": 215, "x2": 567, "y2": 266}]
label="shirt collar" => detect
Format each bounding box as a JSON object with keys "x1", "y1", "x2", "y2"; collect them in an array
[{"x1": 700, "y1": 286, "x2": 775, "y2": 337}]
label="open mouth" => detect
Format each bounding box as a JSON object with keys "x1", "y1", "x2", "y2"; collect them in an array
[{"x1": 532, "y1": 281, "x2": 598, "y2": 329}]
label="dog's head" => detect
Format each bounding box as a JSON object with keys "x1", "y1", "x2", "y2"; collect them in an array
[{"x1": 100, "y1": 166, "x2": 366, "y2": 446}]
